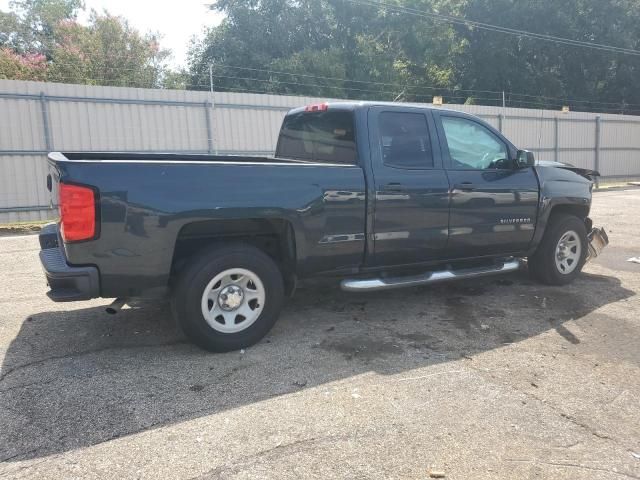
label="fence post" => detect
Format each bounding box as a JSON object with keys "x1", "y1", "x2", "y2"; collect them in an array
[
  {"x1": 595, "y1": 116, "x2": 601, "y2": 188},
  {"x1": 39, "y1": 92, "x2": 52, "y2": 151},
  {"x1": 554, "y1": 117, "x2": 559, "y2": 163},
  {"x1": 498, "y1": 114, "x2": 504, "y2": 133},
  {"x1": 204, "y1": 101, "x2": 214, "y2": 154}
]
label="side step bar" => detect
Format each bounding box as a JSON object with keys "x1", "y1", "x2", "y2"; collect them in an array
[{"x1": 341, "y1": 259, "x2": 522, "y2": 292}]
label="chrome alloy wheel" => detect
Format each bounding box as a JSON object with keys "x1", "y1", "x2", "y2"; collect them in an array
[
  {"x1": 555, "y1": 230, "x2": 582, "y2": 275},
  {"x1": 200, "y1": 268, "x2": 266, "y2": 333}
]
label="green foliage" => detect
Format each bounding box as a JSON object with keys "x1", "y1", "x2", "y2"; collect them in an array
[
  {"x1": 8, "y1": 0, "x2": 83, "y2": 54},
  {"x1": 189, "y1": 0, "x2": 640, "y2": 113},
  {"x1": 48, "y1": 12, "x2": 170, "y2": 87},
  {"x1": 0, "y1": 10, "x2": 22, "y2": 48},
  {"x1": 0, "y1": 47, "x2": 47, "y2": 80},
  {"x1": 0, "y1": 0, "x2": 178, "y2": 88}
]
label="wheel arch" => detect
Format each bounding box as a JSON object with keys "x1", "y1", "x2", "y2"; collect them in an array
[
  {"x1": 170, "y1": 218, "x2": 297, "y2": 295},
  {"x1": 529, "y1": 196, "x2": 592, "y2": 255}
]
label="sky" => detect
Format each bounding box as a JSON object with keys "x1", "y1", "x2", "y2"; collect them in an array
[{"x1": 0, "y1": 0, "x2": 225, "y2": 68}]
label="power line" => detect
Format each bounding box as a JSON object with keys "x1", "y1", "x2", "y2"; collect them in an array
[
  {"x1": 347, "y1": 0, "x2": 640, "y2": 56},
  {"x1": 207, "y1": 64, "x2": 505, "y2": 96},
  {"x1": 210, "y1": 64, "x2": 640, "y2": 109},
  {"x1": 209, "y1": 72, "x2": 502, "y2": 103}
]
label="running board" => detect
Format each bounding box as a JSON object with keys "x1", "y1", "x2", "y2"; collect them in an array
[{"x1": 340, "y1": 259, "x2": 522, "y2": 292}]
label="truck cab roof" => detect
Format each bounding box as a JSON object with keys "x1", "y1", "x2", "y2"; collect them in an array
[{"x1": 287, "y1": 101, "x2": 475, "y2": 118}]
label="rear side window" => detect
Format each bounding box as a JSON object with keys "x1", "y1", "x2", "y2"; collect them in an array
[
  {"x1": 379, "y1": 112, "x2": 434, "y2": 169},
  {"x1": 276, "y1": 111, "x2": 357, "y2": 164}
]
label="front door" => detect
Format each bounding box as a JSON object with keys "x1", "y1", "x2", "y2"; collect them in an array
[
  {"x1": 434, "y1": 112, "x2": 539, "y2": 258},
  {"x1": 368, "y1": 106, "x2": 450, "y2": 267}
]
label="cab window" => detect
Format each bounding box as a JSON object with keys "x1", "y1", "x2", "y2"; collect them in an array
[
  {"x1": 379, "y1": 112, "x2": 434, "y2": 169},
  {"x1": 276, "y1": 110, "x2": 357, "y2": 164}
]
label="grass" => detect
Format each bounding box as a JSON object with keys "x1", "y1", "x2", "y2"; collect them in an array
[{"x1": 0, "y1": 219, "x2": 54, "y2": 235}]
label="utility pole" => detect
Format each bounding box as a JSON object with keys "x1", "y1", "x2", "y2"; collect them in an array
[{"x1": 208, "y1": 64, "x2": 217, "y2": 154}]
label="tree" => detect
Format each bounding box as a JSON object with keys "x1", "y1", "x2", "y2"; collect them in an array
[
  {"x1": 189, "y1": 0, "x2": 432, "y2": 99},
  {"x1": 190, "y1": 0, "x2": 640, "y2": 113},
  {"x1": 0, "y1": 47, "x2": 47, "y2": 80},
  {"x1": 7, "y1": 0, "x2": 83, "y2": 55},
  {"x1": 48, "y1": 11, "x2": 171, "y2": 88},
  {"x1": 0, "y1": 1, "x2": 178, "y2": 88},
  {"x1": 0, "y1": 10, "x2": 22, "y2": 48}
]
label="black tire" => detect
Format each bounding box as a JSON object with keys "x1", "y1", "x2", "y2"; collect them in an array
[
  {"x1": 172, "y1": 244, "x2": 284, "y2": 352},
  {"x1": 528, "y1": 213, "x2": 588, "y2": 285}
]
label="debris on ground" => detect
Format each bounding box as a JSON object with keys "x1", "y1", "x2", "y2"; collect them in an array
[
  {"x1": 428, "y1": 467, "x2": 446, "y2": 478},
  {"x1": 631, "y1": 452, "x2": 640, "y2": 460},
  {"x1": 627, "y1": 257, "x2": 640, "y2": 264}
]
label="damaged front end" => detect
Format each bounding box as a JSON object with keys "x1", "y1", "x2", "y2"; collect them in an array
[{"x1": 586, "y1": 227, "x2": 609, "y2": 263}]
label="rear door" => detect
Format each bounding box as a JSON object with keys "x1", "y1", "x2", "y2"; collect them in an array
[
  {"x1": 434, "y1": 111, "x2": 539, "y2": 258},
  {"x1": 368, "y1": 106, "x2": 450, "y2": 267}
]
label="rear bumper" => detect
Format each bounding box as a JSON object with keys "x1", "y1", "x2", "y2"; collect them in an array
[{"x1": 39, "y1": 224, "x2": 100, "y2": 301}]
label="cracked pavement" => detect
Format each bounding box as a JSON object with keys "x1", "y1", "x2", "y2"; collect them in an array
[{"x1": 1, "y1": 189, "x2": 639, "y2": 479}]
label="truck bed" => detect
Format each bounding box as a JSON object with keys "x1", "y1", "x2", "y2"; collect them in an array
[{"x1": 48, "y1": 151, "x2": 367, "y2": 298}]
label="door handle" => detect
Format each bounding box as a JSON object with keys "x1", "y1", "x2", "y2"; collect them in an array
[
  {"x1": 453, "y1": 182, "x2": 476, "y2": 192},
  {"x1": 382, "y1": 183, "x2": 406, "y2": 192}
]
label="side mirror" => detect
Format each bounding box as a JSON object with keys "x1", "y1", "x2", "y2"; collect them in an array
[{"x1": 516, "y1": 150, "x2": 535, "y2": 168}]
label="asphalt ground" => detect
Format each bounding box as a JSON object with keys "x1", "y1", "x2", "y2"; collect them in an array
[{"x1": 0, "y1": 189, "x2": 639, "y2": 479}]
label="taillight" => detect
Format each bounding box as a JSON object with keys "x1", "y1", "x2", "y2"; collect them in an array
[{"x1": 59, "y1": 183, "x2": 97, "y2": 242}]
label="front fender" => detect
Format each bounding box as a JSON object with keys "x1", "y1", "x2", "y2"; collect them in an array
[{"x1": 529, "y1": 166, "x2": 593, "y2": 253}]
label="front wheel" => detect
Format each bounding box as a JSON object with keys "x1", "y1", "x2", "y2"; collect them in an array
[
  {"x1": 172, "y1": 244, "x2": 285, "y2": 352},
  {"x1": 528, "y1": 214, "x2": 588, "y2": 285}
]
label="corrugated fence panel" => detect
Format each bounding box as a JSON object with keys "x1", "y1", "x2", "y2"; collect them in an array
[
  {"x1": 559, "y1": 118, "x2": 597, "y2": 149},
  {"x1": 0, "y1": 154, "x2": 51, "y2": 224},
  {"x1": 47, "y1": 101, "x2": 211, "y2": 152},
  {"x1": 599, "y1": 150, "x2": 640, "y2": 177},
  {"x1": 599, "y1": 119, "x2": 640, "y2": 177},
  {"x1": 2, "y1": 79, "x2": 640, "y2": 221},
  {"x1": 601, "y1": 118, "x2": 640, "y2": 148},
  {"x1": 0, "y1": 96, "x2": 45, "y2": 151},
  {"x1": 504, "y1": 117, "x2": 555, "y2": 151},
  {"x1": 213, "y1": 106, "x2": 286, "y2": 154}
]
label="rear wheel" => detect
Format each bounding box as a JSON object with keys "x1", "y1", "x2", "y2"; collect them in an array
[
  {"x1": 528, "y1": 214, "x2": 588, "y2": 285},
  {"x1": 173, "y1": 244, "x2": 284, "y2": 352}
]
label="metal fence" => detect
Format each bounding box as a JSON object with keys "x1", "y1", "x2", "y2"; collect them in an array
[{"x1": 1, "y1": 79, "x2": 640, "y2": 223}]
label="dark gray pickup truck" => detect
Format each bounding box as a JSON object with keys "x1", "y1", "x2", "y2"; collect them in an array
[{"x1": 40, "y1": 101, "x2": 608, "y2": 351}]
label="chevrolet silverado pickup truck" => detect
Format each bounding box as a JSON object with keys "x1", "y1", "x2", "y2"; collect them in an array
[{"x1": 39, "y1": 102, "x2": 608, "y2": 352}]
